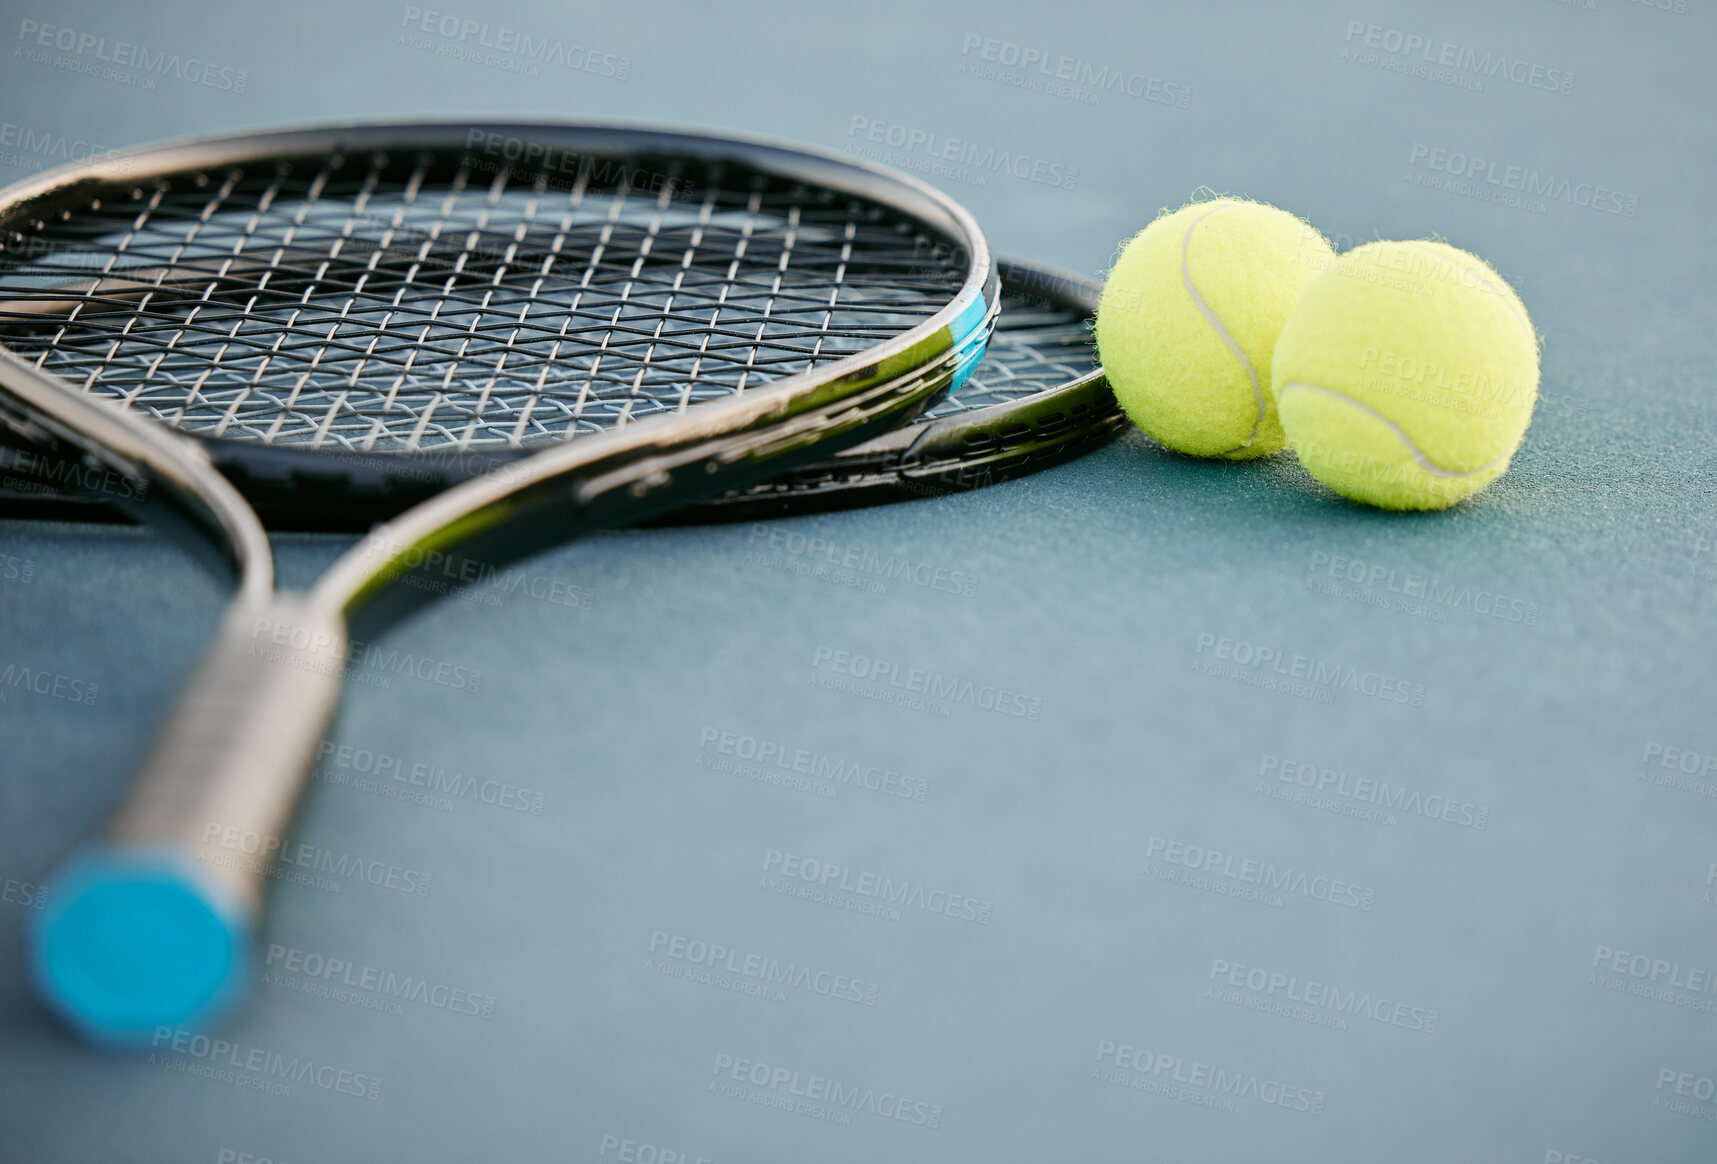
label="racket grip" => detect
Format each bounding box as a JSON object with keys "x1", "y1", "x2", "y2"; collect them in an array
[{"x1": 31, "y1": 597, "x2": 347, "y2": 1046}]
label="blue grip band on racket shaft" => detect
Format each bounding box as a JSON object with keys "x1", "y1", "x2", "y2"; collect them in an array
[{"x1": 945, "y1": 293, "x2": 992, "y2": 396}]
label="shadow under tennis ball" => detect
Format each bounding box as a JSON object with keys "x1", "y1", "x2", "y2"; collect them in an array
[{"x1": 1107, "y1": 422, "x2": 1571, "y2": 525}]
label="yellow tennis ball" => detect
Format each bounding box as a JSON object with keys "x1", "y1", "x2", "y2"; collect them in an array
[
  {"x1": 1095, "y1": 197, "x2": 1335, "y2": 459},
  {"x1": 1271, "y1": 240, "x2": 1539, "y2": 511}
]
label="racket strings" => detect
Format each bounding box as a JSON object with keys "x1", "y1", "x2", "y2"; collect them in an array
[{"x1": 0, "y1": 147, "x2": 963, "y2": 453}]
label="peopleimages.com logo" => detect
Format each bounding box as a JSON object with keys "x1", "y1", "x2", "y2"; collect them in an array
[
  {"x1": 1259, "y1": 754, "x2": 1491, "y2": 831},
  {"x1": 1341, "y1": 21, "x2": 1573, "y2": 95},
  {"x1": 248, "y1": 616, "x2": 482, "y2": 693},
  {"x1": 1143, "y1": 834, "x2": 1376, "y2": 911},
  {"x1": 0, "y1": 441, "x2": 146, "y2": 501},
  {"x1": 697, "y1": 727, "x2": 929, "y2": 802},
  {"x1": 1092, "y1": 1038, "x2": 1326, "y2": 1116},
  {"x1": 709, "y1": 1053, "x2": 944, "y2": 1128},
  {"x1": 201, "y1": 821, "x2": 433, "y2": 897},
  {"x1": 1, "y1": 876, "x2": 47, "y2": 911},
  {"x1": 745, "y1": 523, "x2": 979, "y2": 599},
  {"x1": 15, "y1": 19, "x2": 249, "y2": 92},
  {"x1": 1307, "y1": 550, "x2": 1539, "y2": 626},
  {"x1": 263, "y1": 943, "x2": 495, "y2": 1018},
  {"x1": 398, "y1": 7, "x2": 630, "y2": 79},
  {"x1": 1407, "y1": 143, "x2": 1638, "y2": 218},
  {"x1": 810, "y1": 645, "x2": 1044, "y2": 720},
  {"x1": 1206, "y1": 957, "x2": 1441, "y2": 1034},
  {"x1": 957, "y1": 33, "x2": 1191, "y2": 108},
  {"x1": 0, "y1": 661, "x2": 99, "y2": 707},
  {"x1": 762, "y1": 849, "x2": 993, "y2": 924},
  {"x1": 847, "y1": 116, "x2": 1077, "y2": 190},
  {"x1": 1193, "y1": 632, "x2": 1426, "y2": 708},
  {"x1": 313, "y1": 740, "x2": 545, "y2": 815},
  {"x1": 0, "y1": 120, "x2": 126, "y2": 173},
  {"x1": 647, "y1": 930, "x2": 880, "y2": 1006},
  {"x1": 597, "y1": 1134, "x2": 722, "y2": 1164},
  {"x1": 150, "y1": 1027, "x2": 381, "y2": 1100}
]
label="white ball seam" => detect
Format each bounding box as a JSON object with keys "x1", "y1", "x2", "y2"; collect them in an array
[
  {"x1": 1277, "y1": 382, "x2": 1511, "y2": 480},
  {"x1": 1180, "y1": 204, "x2": 1262, "y2": 455}
]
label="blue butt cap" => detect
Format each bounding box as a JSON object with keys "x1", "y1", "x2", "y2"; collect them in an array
[{"x1": 30, "y1": 848, "x2": 252, "y2": 1047}]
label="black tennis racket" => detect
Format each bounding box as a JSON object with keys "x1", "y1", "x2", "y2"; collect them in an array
[{"x1": 0, "y1": 119, "x2": 997, "y2": 1046}]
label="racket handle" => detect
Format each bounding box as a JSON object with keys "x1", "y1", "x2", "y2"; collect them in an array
[{"x1": 31, "y1": 597, "x2": 347, "y2": 1046}]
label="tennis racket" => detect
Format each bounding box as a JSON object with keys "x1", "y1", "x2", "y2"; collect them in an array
[
  {"x1": 0, "y1": 119, "x2": 997, "y2": 1046},
  {"x1": 0, "y1": 258, "x2": 1120, "y2": 525}
]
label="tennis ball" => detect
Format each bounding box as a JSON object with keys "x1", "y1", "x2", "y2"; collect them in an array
[
  {"x1": 1271, "y1": 240, "x2": 1539, "y2": 511},
  {"x1": 1095, "y1": 198, "x2": 1335, "y2": 458}
]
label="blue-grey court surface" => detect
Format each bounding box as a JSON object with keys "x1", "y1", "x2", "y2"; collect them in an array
[{"x1": 3, "y1": 0, "x2": 1716, "y2": 1160}]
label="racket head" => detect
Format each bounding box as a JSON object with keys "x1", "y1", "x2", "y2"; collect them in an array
[{"x1": 0, "y1": 119, "x2": 997, "y2": 527}]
